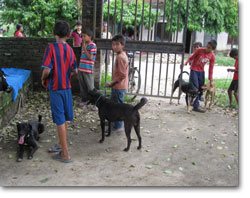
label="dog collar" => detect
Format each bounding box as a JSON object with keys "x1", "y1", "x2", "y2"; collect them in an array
[{"x1": 95, "y1": 95, "x2": 102, "y2": 106}]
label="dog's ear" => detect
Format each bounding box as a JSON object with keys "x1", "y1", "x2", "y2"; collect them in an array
[
  {"x1": 17, "y1": 123, "x2": 21, "y2": 132},
  {"x1": 38, "y1": 123, "x2": 45, "y2": 134},
  {"x1": 28, "y1": 124, "x2": 32, "y2": 132}
]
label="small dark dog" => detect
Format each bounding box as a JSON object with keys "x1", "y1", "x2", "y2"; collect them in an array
[
  {"x1": 17, "y1": 115, "x2": 44, "y2": 162},
  {"x1": 170, "y1": 71, "x2": 199, "y2": 113},
  {"x1": 88, "y1": 90, "x2": 148, "y2": 151}
]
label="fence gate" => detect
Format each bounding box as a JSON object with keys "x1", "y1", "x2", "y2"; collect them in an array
[{"x1": 93, "y1": 0, "x2": 190, "y2": 100}]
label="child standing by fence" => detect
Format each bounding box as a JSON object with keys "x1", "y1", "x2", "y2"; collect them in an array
[
  {"x1": 106, "y1": 35, "x2": 129, "y2": 133},
  {"x1": 78, "y1": 29, "x2": 97, "y2": 110}
]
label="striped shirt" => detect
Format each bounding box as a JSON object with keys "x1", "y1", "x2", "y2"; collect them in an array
[
  {"x1": 79, "y1": 41, "x2": 97, "y2": 74},
  {"x1": 41, "y1": 42, "x2": 77, "y2": 91}
]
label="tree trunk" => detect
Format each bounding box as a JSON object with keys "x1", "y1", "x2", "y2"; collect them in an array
[{"x1": 231, "y1": 36, "x2": 234, "y2": 49}]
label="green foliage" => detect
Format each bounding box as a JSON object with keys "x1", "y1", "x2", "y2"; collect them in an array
[
  {"x1": 103, "y1": 0, "x2": 158, "y2": 30},
  {"x1": 224, "y1": 0, "x2": 239, "y2": 37},
  {"x1": 203, "y1": 0, "x2": 226, "y2": 34},
  {"x1": 164, "y1": 0, "x2": 186, "y2": 33},
  {"x1": 188, "y1": 0, "x2": 206, "y2": 32},
  {"x1": 103, "y1": 0, "x2": 238, "y2": 37},
  {"x1": 0, "y1": 0, "x2": 79, "y2": 37}
]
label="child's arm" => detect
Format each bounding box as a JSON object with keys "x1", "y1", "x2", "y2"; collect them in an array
[
  {"x1": 83, "y1": 42, "x2": 94, "y2": 60},
  {"x1": 184, "y1": 49, "x2": 199, "y2": 65},
  {"x1": 41, "y1": 68, "x2": 50, "y2": 88},
  {"x1": 208, "y1": 55, "x2": 215, "y2": 86},
  {"x1": 71, "y1": 52, "x2": 78, "y2": 77},
  {"x1": 41, "y1": 45, "x2": 53, "y2": 88}
]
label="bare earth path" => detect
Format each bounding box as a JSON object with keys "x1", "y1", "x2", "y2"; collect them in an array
[{"x1": 0, "y1": 93, "x2": 238, "y2": 186}]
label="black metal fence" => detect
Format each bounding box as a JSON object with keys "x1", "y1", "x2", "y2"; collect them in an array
[{"x1": 95, "y1": 0, "x2": 190, "y2": 99}]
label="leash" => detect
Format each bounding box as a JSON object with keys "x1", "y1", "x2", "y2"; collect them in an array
[
  {"x1": 95, "y1": 95, "x2": 102, "y2": 106},
  {"x1": 214, "y1": 71, "x2": 231, "y2": 105}
]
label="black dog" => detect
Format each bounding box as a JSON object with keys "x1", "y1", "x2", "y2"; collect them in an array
[
  {"x1": 88, "y1": 90, "x2": 148, "y2": 151},
  {"x1": 170, "y1": 71, "x2": 199, "y2": 113},
  {"x1": 17, "y1": 115, "x2": 45, "y2": 162}
]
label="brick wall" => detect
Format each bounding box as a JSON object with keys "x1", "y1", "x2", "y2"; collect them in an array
[{"x1": 0, "y1": 37, "x2": 101, "y2": 94}]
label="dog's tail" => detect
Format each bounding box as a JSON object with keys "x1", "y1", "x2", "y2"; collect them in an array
[
  {"x1": 178, "y1": 71, "x2": 189, "y2": 80},
  {"x1": 133, "y1": 97, "x2": 148, "y2": 111},
  {"x1": 38, "y1": 115, "x2": 42, "y2": 122}
]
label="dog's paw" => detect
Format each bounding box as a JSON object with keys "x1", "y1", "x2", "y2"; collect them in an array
[
  {"x1": 28, "y1": 156, "x2": 33, "y2": 160},
  {"x1": 137, "y1": 146, "x2": 142, "y2": 150},
  {"x1": 105, "y1": 133, "x2": 111, "y2": 137},
  {"x1": 16, "y1": 158, "x2": 23, "y2": 162},
  {"x1": 99, "y1": 139, "x2": 104, "y2": 143},
  {"x1": 123, "y1": 148, "x2": 129, "y2": 152}
]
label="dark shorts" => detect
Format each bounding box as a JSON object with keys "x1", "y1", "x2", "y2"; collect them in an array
[
  {"x1": 50, "y1": 89, "x2": 73, "y2": 125},
  {"x1": 228, "y1": 80, "x2": 238, "y2": 92}
]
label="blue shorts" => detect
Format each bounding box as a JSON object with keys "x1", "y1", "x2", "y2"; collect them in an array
[{"x1": 49, "y1": 89, "x2": 74, "y2": 125}]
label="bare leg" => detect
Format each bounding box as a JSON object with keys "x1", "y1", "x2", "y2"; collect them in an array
[
  {"x1": 228, "y1": 89, "x2": 233, "y2": 105},
  {"x1": 57, "y1": 122, "x2": 70, "y2": 160},
  {"x1": 234, "y1": 91, "x2": 239, "y2": 105}
]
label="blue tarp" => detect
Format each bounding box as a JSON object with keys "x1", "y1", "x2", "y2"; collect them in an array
[{"x1": 1, "y1": 68, "x2": 31, "y2": 101}]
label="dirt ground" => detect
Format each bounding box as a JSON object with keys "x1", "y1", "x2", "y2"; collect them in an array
[{"x1": 0, "y1": 92, "x2": 238, "y2": 186}]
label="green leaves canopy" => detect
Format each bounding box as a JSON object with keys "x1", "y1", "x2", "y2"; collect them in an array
[
  {"x1": 103, "y1": 0, "x2": 238, "y2": 36},
  {"x1": 0, "y1": 0, "x2": 79, "y2": 37},
  {"x1": 103, "y1": 0, "x2": 158, "y2": 30}
]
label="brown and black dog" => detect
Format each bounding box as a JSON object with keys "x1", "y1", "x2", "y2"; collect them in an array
[{"x1": 202, "y1": 82, "x2": 216, "y2": 110}]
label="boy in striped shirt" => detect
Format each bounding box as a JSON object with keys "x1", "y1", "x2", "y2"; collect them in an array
[
  {"x1": 78, "y1": 29, "x2": 97, "y2": 109},
  {"x1": 41, "y1": 20, "x2": 78, "y2": 163}
]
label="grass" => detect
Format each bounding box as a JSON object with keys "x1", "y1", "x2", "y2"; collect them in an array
[
  {"x1": 214, "y1": 51, "x2": 235, "y2": 66},
  {"x1": 205, "y1": 78, "x2": 238, "y2": 109}
]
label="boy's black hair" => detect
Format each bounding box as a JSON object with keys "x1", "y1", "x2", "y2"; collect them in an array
[
  {"x1": 16, "y1": 24, "x2": 22, "y2": 31},
  {"x1": 76, "y1": 20, "x2": 82, "y2": 26},
  {"x1": 112, "y1": 34, "x2": 126, "y2": 45},
  {"x1": 208, "y1": 40, "x2": 217, "y2": 50},
  {"x1": 53, "y1": 20, "x2": 70, "y2": 38},
  {"x1": 82, "y1": 29, "x2": 93, "y2": 39},
  {"x1": 229, "y1": 48, "x2": 238, "y2": 57},
  {"x1": 193, "y1": 41, "x2": 202, "y2": 47}
]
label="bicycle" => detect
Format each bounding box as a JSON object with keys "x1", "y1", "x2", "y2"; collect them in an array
[{"x1": 127, "y1": 52, "x2": 141, "y2": 100}]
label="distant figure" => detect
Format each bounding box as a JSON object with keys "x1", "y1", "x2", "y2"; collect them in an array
[
  {"x1": 102, "y1": 22, "x2": 112, "y2": 66},
  {"x1": 70, "y1": 20, "x2": 82, "y2": 47},
  {"x1": 14, "y1": 24, "x2": 25, "y2": 37},
  {"x1": 226, "y1": 48, "x2": 238, "y2": 108}
]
